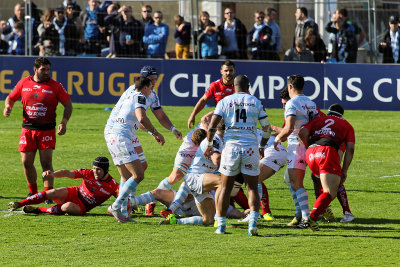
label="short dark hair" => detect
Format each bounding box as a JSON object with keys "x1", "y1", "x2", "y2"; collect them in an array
[
  {"x1": 135, "y1": 76, "x2": 152, "y2": 90},
  {"x1": 34, "y1": 57, "x2": 51, "y2": 68},
  {"x1": 299, "y1": 7, "x2": 308, "y2": 17},
  {"x1": 221, "y1": 60, "x2": 235, "y2": 69},
  {"x1": 280, "y1": 87, "x2": 290, "y2": 100},
  {"x1": 234, "y1": 75, "x2": 250, "y2": 92},
  {"x1": 327, "y1": 103, "x2": 344, "y2": 117},
  {"x1": 338, "y1": 8, "x2": 348, "y2": 18},
  {"x1": 288, "y1": 74, "x2": 304, "y2": 91},
  {"x1": 266, "y1": 7, "x2": 277, "y2": 16}
]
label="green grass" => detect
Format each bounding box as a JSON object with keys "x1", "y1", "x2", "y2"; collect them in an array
[{"x1": 1, "y1": 101, "x2": 400, "y2": 266}]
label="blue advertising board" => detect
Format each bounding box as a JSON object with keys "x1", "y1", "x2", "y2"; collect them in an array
[{"x1": 1, "y1": 56, "x2": 399, "y2": 110}]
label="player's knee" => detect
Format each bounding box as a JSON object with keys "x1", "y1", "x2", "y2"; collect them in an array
[
  {"x1": 61, "y1": 202, "x2": 81, "y2": 215},
  {"x1": 141, "y1": 161, "x2": 148, "y2": 172},
  {"x1": 22, "y1": 159, "x2": 35, "y2": 169},
  {"x1": 150, "y1": 188, "x2": 161, "y2": 199}
]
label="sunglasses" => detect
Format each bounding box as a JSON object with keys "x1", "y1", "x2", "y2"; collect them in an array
[
  {"x1": 257, "y1": 16, "x2": 264, "y2": 19},
  {"x1": 154, "y1": 17, "x2": 162, "y2": 19},
  {"x1": 225, "y1": 12, "x2": 233, "y2": 15},
  {"x1": 142, "y1": 10, "x2": 152, "y2": 13}
]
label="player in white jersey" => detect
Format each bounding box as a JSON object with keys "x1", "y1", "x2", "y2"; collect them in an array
[
  {"x1": 105, "y1": 77, "x2": 165, "y2": 223},
  {"x1": 273, "y1": 74, "x2": 318, "y2": 227},
  {"x1": 205, "y1": 75, "x2": 271, "y2": 236}
]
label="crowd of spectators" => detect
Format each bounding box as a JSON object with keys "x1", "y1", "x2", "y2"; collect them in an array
[{"x1": 0, "y1": 2, "x2": 398, "y2": 63}]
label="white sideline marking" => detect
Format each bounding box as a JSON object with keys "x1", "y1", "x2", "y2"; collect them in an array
[
  {"x1": 378, "y1": 174, "x2": 400, "y2": 178},
  {"x1": 0, "y1": 210, "x2": 24, "y2": 217}
]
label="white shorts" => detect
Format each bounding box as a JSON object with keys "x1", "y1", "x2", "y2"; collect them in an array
[
  {"x1": 219, "y1": 143, "x2": 260, "y2": 176},
  {"x1": 105, "y1": 134, "x2": 139, "y2": 165},
  {"x1": 175, "y1": 198, "x2": 201, "y2": 217},
  {"x1": 260, "y1": 145, "x2": 288, "y2": 172},
  {"x1": 185, "y1": 173, "x2": 204, "y2": 195},
  {"x1": 286, "y1": 142, "x2": 307, "y2": 170},
  {"x1": 132, "y1": 136, "x2": 142, "y2": 148},
  {"x1": 173, "y1": 139, "x2": 198, "y2": 173}
]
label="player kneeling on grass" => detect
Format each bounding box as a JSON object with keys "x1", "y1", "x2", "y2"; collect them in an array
[
  {"x1": 298, "y1": 104, "x2": 355, "y2": 231},
  {"x1": 8, "y1": 157, "x2": 119, "y2": 216},
  {"x1": 161, "y1": 122, "x2": 226, "y2": 226}
]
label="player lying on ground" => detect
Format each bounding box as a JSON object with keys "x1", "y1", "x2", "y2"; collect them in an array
[{"x1": 8, "y1": 157, "x2": 118, "y2": 216}]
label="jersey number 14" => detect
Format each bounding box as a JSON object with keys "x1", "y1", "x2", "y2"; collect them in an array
[{"x1": 235, "y1": 109, "x2": 247, "y2": 123}]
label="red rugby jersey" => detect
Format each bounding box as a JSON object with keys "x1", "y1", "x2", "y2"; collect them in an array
[
  {"x1": 204, "y1": 78, "x2": 234, "y2": 104},
  {"x1": 74, "y1": 169, "x2": 119, "y2": 212},
  {"x1": 303, "y1": 115, "x2": 355, "y2": 148},
  {"x1": 9, "y1": 76, "x2": 70, "y2": 128}
]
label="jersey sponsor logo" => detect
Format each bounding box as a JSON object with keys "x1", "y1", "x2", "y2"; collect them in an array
[
  {"x1": 42, "y1": 89, "x2": 53, "y2": 94},
  {"x1": 138, "y1": 96, "x2": 146, "y2": 105},
  {"x1": 232, "y1": 150, "x2": 245, "y2": 155},
  {"x1": 100, "y1": 188, "x2": 110, "y2": 195},
  {"x1": 33, "y1": 85, "x2": 41, "y2": 89},
  {"x1": 22, "y1": 88, "x2": 32, "y2": 92},
  {"x1": 179, "y1": 152, "x2": 195, "y2": 158},
  {"x1": 115, "y1": 118, "x2": 125, "y2": 124},
  {"x1": 132, "y1": 138, "x2": 139, "y2": 144},
  {"x1": 226, "y1": 88, "x2": 232, "y2": 92},
  {"x1": 235, "y1": 103, "x2": 255, "y2": 107},
  {"x1": 308, "y1": 152, "x2": 325, "y2": 161},
  {"x1": 41, "y1": 135, "x2": 53, "y2": 142},
  {"x1": 227, "y1": 126, "x2": 254, "y2": 130},
  {"x1": 26, "y1": 103, "x2": 47, "y2": 118},
  {"x1": 201, "y1": 163, "x2": 216, "y2": 170}
]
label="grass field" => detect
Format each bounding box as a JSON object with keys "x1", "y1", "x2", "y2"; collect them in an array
[{"x1": 1, "y1": 101, "x2": 400, "y2": 266}]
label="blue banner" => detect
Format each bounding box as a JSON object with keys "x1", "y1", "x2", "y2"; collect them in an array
[{"x1": 1, "y1": 56, "x2": 399, "y2": 110}]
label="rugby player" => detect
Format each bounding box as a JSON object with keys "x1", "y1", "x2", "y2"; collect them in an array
[
  {"x1": 105, "y1": 77, "x2": 164, "y2": 223},
  {"x1": 8, "y1": 157, "x2": 118, "y2": 216},
  {"x1": 205, "y1": 75, "x2": 271, "y2": 236},
  {"x1": 298, "y1": 104, "x2": 355, "y2": 231},
  {"x1": 273, "y1": 75, "x2": 318, "y2": 227}
]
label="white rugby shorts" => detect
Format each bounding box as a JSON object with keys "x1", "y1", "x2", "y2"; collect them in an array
[
  {"x1": 219, "y1": 143, "x2": 260, "y2": 176},
  {"x1": 286, "y1": 142, "x2": 307, "y2": 170},
  {"x1": 260, "y1": 145, "x2": 288, "y2": 172},
  {"x1": 105, "y1": 134, "x2": 139, "y2": 165}
]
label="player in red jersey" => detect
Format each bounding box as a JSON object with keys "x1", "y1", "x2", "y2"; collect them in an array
[
  {"x1": 298, "y1": 104, "x2": 355, "y2": 231},
  {"x1": 187, "y1": 60, "x2": 235, "y2": 129},
  {"x1": 8, "y1": 157, "x2": 119, "y2": 216},
  {"x1": 3, "y1": 57, "x2": 73, "y2": 198}
]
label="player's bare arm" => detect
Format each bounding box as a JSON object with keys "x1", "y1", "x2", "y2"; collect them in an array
[
  {"x1": 42, "y1": 169, "x2": 75, "y2": 179},
  {"x1": 274, "y1": 116, "x2": 295, "y2": 150},
  {"x1": 341, "y1": 142, "x2": 355, "y2": 183},
  {"x1": 259, "y1": 117, "x2": 271, "y2": 158},
  {"x1": 58, "y1": 100, "x2": 73, "y2": 135},
  {"x1": 298, "y1": 127, "x2": 310, "y2": 148},
  {"x1": 152, "y1": 108, "x2": 182, "y2": 140},
  {"x1": 3, "y1": 96, "x2": 15, "y2": 117},
  {"x1": 135, "y1": 108, "x2": 165, "y2": 145},
  {"x1": 204, "y1": 114, "x2": 221, "y2": 159},
  {"x1": 188, "y1": 94, "x2": 210, "y2": 129}
]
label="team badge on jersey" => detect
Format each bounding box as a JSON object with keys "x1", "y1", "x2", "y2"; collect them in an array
[{"x1": 138, "y1": 96, "x2": 146, "y2": 105}]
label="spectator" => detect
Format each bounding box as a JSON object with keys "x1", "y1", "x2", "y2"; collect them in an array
[
  {"x1": 247, "y1": 10, "x2": 277, "y2": 60},
  {"x1": 104, "y1": 5, "x2": 144, "y2": 58},
  {"x1": 337, "y1": 8, "x2": 366, "y2": 48},
  {"x1": 79, "y1": 0, "x2": 106, "y2": 56},
  {"x1": 379, "y1": 15, "x2": 400, "y2": 64},
  {"x1": 8, "y1": 22, "x2": 25, "y2": 55},
  {"x1": 196, "y1": 11, "x2": 219, "y2": 59},
  {"x1": 264, "y1": 7, "x2": 281, "y2": 58},
  {"x1": 173, "y1": 15, "x2": 191, "y2": 59},
  {"x1": 37, "y1": 9, "x2": 55, "y2": 37},
  {"x1": 143, "y1": 11, "x2": 169, "y2": 59},
  {"x1": 103, "y1": 3, "x2": 119, "y2": 58},
  {"x1": 60, "y1": 0, "x2": 82, "y2": 20},
  {"x1": 0, "y1": 20, "x2": 10, "y2": 54},
  {"x1": 38, "y1": 18, "x2": 59, "y2": 56},
  {"x1": 53, "y1": 7, "x2": 79, "y2": 56},
  {"x1": 283, "y1": 36, "x2": 314, "y2": 62},
  {"x1": 218, "y1": 8, "x2": 248, "y2": 59},
  {"x1": 325, "y1": 12, "x2": 357, "y2": 63},
  {"x1": 140, "y1": 5, "x2": 154, "y2": 29},
  {"x1": 293, "y1": 7, "x2": 318, "y2": 46},
  {"x1": 304, "y1": 28, "x2": 327, "y2": 62}
]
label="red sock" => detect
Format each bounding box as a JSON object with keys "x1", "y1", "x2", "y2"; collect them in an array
[
  {"x1": 28, "y1": 183, "x2": 38, "y2": 195},
  {"x1": 38, "y1": 204, "x2": 64, "y2": 215},
  {"x1": 232, "y1": 188, "x2": 249, "y2": 210},
  {"x1": 310, "y1": 192, "x2": 333, "y2": 221},
  {"x1": 260, "y1": 183, "x2": 271, "y2": 215},
  {"x1": 19, "y1": 191, "x2": 48, "y2": 206},
  {"x1": 337, "y1": 184, "x2": 351, "y2": 214},
  {"x1": 44, "y1": 186, "x2": 53, "y2": 191}
]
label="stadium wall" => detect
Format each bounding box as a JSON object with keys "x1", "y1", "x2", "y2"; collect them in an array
[{"x1": 1, "y1": 56, "x2": 399, "y2": 111}]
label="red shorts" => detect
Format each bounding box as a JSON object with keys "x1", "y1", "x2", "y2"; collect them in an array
[
  {"x1": 64, "y1": 187, "x2": 87, "y2": 215},
  {"x1": 18, "y1": 128, "x2": 56, "y2": 152},
  {"x1": 305, "y1": 146, "x2": 342, "y2": 176}
]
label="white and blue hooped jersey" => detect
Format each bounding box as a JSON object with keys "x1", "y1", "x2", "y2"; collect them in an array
[
  {"x1": 188, "y1": 133, "x2": 224, "y2": 175},
  {"x1": 214, "y1": 92, "x2": 268, "y2": 146},
  {"x1": 284, "y1": 94, "x2": 317, "y2": 144},
  {"x1": 125, "y1": 85, "x2": 161, "y2": 111},
  {"x1": 105, "y1": 90, "x2": 148, "y2": 139}
]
